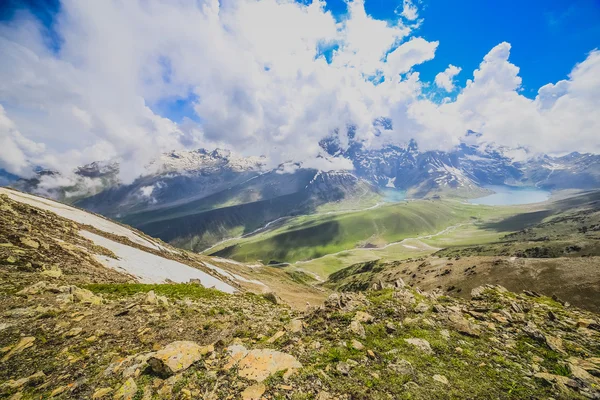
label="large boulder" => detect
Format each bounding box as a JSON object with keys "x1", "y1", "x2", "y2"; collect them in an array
[
  {"x1": 224, "y1": 345, "x2": 302, "y2": 382},
  {"x1": 148, "y1": 341, "x2": 213, "y2": 377}
]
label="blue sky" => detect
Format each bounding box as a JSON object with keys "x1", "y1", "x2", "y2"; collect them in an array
[
  {"x1": 3, "y1": 0, "x2": 599, "y2": 119},
  {"x1": 331, "y1": 0, "x2": 599, "y2": 98}
]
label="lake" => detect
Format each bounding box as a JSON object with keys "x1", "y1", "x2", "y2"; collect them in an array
[
  {"x1": 381, "y1": 188, "x2": 407, "y2": 203},
  {"x1": 469, "y1": 185, "x2": 550, "y2": 206}
]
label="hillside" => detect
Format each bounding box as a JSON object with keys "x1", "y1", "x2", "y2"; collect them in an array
[
  {"x1": 2, "y1": 271, "x2": 600, "y2": 399},
  {"x1": 208, "y1": 199, "x2": 516, "y2": 265},
  {"x1": 2, "y1": 188, "x2": 600, "y2": 399},
  {"x1": 0, "y1": 188, "x2": 326, "y2": 308}
]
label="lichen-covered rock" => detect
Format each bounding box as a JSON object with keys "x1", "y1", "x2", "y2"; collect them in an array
[
  {"x1": 148, "y1": 341, "x2": 213, "y2": 377},
  {"x1": 1, "y1": 337, "x2": 36, "y2": 362},
  {"x1": 224, "y1": 345, "x2": 302, "y2": 382},
  {"x1": 404, "y1": 338, "x2": 433, "y2": 355},
  {"x1": 113, "y1": 378, "x2": 137, "y2": 400},
  {"x1": 354, "y1": 311, "x2": 374, "y2": 323},
  {"x1": 92, "y1": 387, "x2": 113, "y2": 399},
  {"x1": 241, "y1": 383, "x2": 266, "y2": 400},
  {"x1": 349, "y1": 320, "x2": 366, "y2": 338},
  {"x1": 71, "y1": 287, "x2": 102, "y2": 305}
]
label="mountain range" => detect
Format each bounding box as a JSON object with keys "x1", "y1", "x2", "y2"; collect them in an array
[{"x1": 6, "y1": 135, "x2": 600, "y2": 252}]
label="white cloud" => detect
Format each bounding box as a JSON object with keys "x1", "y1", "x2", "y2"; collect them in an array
[
  {"x1": 0, "y1": 1, "x2": 598, "y2": 185},
  {"x1": 400, "y1": 0, "x2": 419, "y2": 21},
  {"x1": 385, "y1": 37, "x2": 438, "y2": 78},
  {"x1": 0, "y1": 105, "x2": 45, "y2": 176},
  {"x1": 434, "y1": 64, "x2": 462, "y2": 91}
]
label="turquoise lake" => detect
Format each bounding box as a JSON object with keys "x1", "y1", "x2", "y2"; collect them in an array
[{"x1": 468, "y1": 185, "x2": 550, "y2": 206}]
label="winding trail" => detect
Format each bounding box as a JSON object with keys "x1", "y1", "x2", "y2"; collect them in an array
[
  {"x1": 291, "y1": 222, "x2": 467, "y2": 267},
  {"x1": 201, "y1": 200, "x2": 392, "y2": 255}
]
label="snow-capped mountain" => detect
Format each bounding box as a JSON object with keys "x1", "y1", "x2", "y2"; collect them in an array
[{"x1": 320, "y1": 131, "x2": 600, "y2": 197}]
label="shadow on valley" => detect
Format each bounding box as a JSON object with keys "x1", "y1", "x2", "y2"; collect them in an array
[
  {"x1": 480, "y1": 209, "x2": 554, "y2": 232},
  {"x1": 212, "y1": 220, "x2": 342, "y2": 264}
]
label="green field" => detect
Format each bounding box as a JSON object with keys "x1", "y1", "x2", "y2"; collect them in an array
[{"x1": 209, "y1": 199, "x2": 517, "y2": 266}]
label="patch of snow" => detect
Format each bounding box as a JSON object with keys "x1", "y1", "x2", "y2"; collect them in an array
[
  {"x1": 80, "y1": 230, "x2": 236, "y2": 293},
  {"x1": 203, "y1": 262, "x2": 267, "y2": 287},
  {"x1": 0, "y1": 188, "x2": 169, "y2": 252},
  {"x1": 385, "y1": 177, "x2": 396, "y2": 188}
]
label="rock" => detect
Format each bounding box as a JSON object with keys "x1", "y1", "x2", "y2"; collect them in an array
[
  {"x1": 324, "y1": 293, "x2": 341, "y2": 308},
  {"x1": 404, "y1": 338, "x2": 433, "y2": 355},
  {"x1": 349, "y1": 320, "x2": 366, "y2": 339},
  {"x1": 92, "y1": 388, "x2": 114, "y2": 399},
  {"x1": 16, "y1": 281, "x2": 48, "y2": 296},
  {"x1": 350, "y1": 339, "x2": 364, "y2": 350},
  {"x1": 262, "y1": 292, "x2": 280, "y2": 304},
  {"x1": 545, "y1": 335, "x2": 567, "y2": 355},
  {"x1": 568, "y1": 362, "x2": 600, "y2": 387},
  {"x1": 367, "y1": 349, "x2": 376, "y2": 359},
  {"x1": 440, "y1": 329, "x2": 450, "y2": 340},
  {"x1": 448, "y1": 314, "x2": 480, "y2": 337},
  {"x1": 534, "y1": 372, "x2": 578, "y2": 388},
  {"x1": 19, "y1": 236, "x2": 39, "y2": 249},
  {"x1": 394, "y1": 278, "x2": 406, "y2": 288},
  {"x1": 414, "y1": 302, "x2": 429, "y2": 313},
  {"x1": 403, "y1": 381, "x2": 420, "y2": 391},
  {"x1": 393, "y1": 289, "x2": 416, "y2": 305},
  {"x1": 389, "y1": 359, "x2": 414, "y2": 375},
  {"x1": 491, "y1": 313, "x2": 508, "y2": 324},
  {"x1": 433, "y1": 374, "x2": 449, "y2": 385},
  {"x1": 288, "y1": 319, "x2": 303, "y2": 334},
  {"x1": 148, "y1": 341, "x2": 213, "y2": 377},
  {"x1": 354, "y1": 311, "x2": 374, "y2": 323},
  {"x1": 157, "y1": 295, "x2": 169, "y2": 307},
  {"x1": 577, "y1": 318, "x2": 595, "y2": 328},
  {"x1": 71, "y1": 287, "x2": 102, "y2": 305},
  {"x1": 224, "y1": 345, "x2": 302, "y2": 382},
  {"x1": 568, "y1": 357, "x2": 600, "y2": 377},
  {"x1": 1, "y1": 371, "x2": 45, "y2": 390},
  {"x1": 114, "y1": 378, "x2": 137, "y2": 400},
  {"x1": 241, "y1": 383, "x2": 266, "y2": 400},
  {"x1": 50, "y1": 386, "x2": 68, "y2": 397},
  {"x1": 65, "y1": 327, "x2": 83, "y2": 338},
  {"x1": 1, "y1": 337, "x2": 35, "y2": 362},
  {"x1": 144, "y1": 290, "x2": 158, "y2": 305},
  {"x1": 471, "y1": 286, "x2": 487, "y2": 299},
  {"x1": 267, "y1": 330, "x2": 285, "y2": 343},
  {"x1": 385, "y1": 322, "x2": 397, "y2": 333},
  {"x1": 510, "y1": 302, "x2": 523, "y2": 314},
  {"x1": 316, "y1": 391, "x2": 333, "y2": 400},
  {"x1": 41, "y1": 267, "x2": 62, "y2": 278},
  {"x1": 336, "y1": 361, "x2": 351, "y2": 375}
]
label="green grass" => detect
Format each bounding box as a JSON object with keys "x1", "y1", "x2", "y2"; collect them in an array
[
  {"x1": 287, "y1": 240, "x2": 433, "y2": 279},
  {"x1": 83, "y1": 283, "x2": 226, "y2": 299},
  {"x1": 209, "y1": 199, "x2": 514, "y2": 264}
]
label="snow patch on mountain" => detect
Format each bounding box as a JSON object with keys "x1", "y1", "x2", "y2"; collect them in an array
[
  {"x1": 80, "y1": 231, "x2": 236, "y2": 292},
  {"x1": 0, "y1": 188, "x2": 169, "y2": 252}
]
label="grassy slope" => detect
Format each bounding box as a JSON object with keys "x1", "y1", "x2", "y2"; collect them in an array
[
  {"x1": 210, "y1": 199, "x2": 513, "y2": 264},
  {"x1": 433, "y1": 190, "x2": 600, "y2": 258}
]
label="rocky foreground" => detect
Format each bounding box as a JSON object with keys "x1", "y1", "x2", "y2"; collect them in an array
[{"x1": 1, "y1": 278, "x2": 600, "y2": 399}]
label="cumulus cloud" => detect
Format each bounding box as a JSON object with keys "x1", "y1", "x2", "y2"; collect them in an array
[
  {"x1": 400, "y1": 0, "x2": 419, "y2": 21},
  {"x1": 0, "y1": 0, "x2": 598, "y2": 186},
  {"x1": 434, "y1": 64, "x2": 462, "y2": 92}
]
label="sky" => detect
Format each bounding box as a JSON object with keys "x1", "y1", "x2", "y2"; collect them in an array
[{"x1": 0, "y1": 0, "x2": 599, "y2": 184}]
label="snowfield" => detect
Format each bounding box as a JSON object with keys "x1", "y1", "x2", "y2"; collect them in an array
[
  {"x1": 80, "y1": 231, "x2": 236, "y2": 293},
  {"x1": 1, "y1": 188, "x2": 237, "y2": 293},
  {"x1": 0, "y1": 188, "x2": 169, "y2": 252}
]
